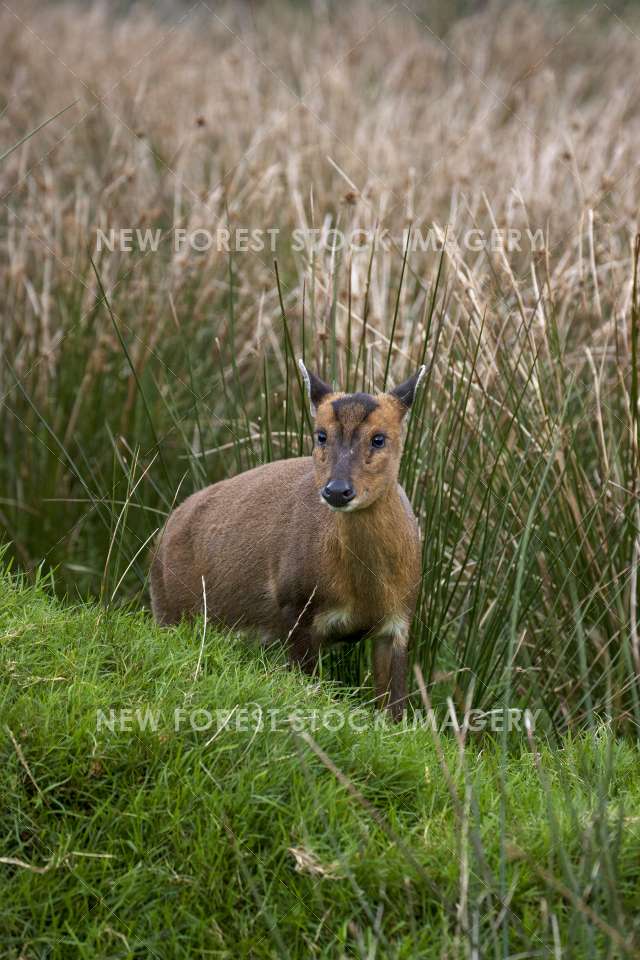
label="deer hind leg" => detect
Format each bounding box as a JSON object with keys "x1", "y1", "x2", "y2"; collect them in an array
[
  {"x1": 150, "y1": 556, "x2": 179, "y2": 626},
  {"x1": 373, "y1": 617, "x2": 410, "y2": 721}
]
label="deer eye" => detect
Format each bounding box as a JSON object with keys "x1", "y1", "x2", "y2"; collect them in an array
[
  {"x1": 316, "y1": 430, "x2": 327, "y2": 446},
  {"x1": 371, "y1": 434, "x2": 386, "y2": 448}
]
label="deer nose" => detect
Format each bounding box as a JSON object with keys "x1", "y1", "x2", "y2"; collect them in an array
[{"x1": 322, "y1": 479, "x2": 355, "y2": 508}]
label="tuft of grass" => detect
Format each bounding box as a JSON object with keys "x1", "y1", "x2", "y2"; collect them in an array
[{"x1": 1, "y1": 566, "x2": 640, "y2": 958}]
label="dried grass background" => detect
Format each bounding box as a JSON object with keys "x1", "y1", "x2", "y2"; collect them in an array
[{"x1": 3, "y1": 0, "x2": 640, "y2": 377}]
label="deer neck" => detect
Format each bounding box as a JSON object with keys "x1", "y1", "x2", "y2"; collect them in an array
[{"x1": 323, "y1": 484, "x2": 410, "y2": 610}]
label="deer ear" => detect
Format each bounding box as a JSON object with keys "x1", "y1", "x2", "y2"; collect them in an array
[
  {"x1": 298, "y1": 359, "x2": 332, "y2": 415},
  {"x1": 390, "y1": 365, "x2": 426, "y2": 416}
]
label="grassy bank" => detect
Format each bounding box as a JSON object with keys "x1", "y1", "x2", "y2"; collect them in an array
[{"x1": 1, "y1": 568, "x2": 639, "y2": 957}]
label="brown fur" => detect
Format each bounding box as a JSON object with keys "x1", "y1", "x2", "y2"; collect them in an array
[{"x1": 150, "y1": 367, "x2": 424, "y2": 719}]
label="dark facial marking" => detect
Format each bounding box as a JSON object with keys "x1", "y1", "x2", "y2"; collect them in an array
[{"x1": 331, "y1": 393, "x2": 378, "y2": 427}]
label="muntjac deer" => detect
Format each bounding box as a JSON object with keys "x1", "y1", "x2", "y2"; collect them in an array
[{"x1": 150, "y1": 361, "x2": 425, "y2": 719}]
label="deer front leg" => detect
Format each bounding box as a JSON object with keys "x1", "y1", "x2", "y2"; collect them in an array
[
  {"x1": 280, "y1": 601, "x2": 321, "y2": 676},
  {"x1": 288, "y1": 629, "x2": 321, "y2": 675},
  {"x1": 373, "y1": 619, "x2": 409, "y2": 721},
  {"x1": 389, "y1": 639, "x2": 408, "y2": 722}
]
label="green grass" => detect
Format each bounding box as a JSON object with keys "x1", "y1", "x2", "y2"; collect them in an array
[{"x1": 2, "y1": 566, "x2": 640, "y2": 958}]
